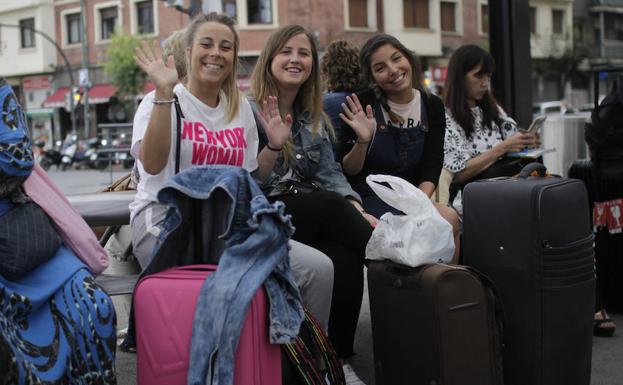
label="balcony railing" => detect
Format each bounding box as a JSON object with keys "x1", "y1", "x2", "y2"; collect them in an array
[
  {"x1": 591, "y1": 0, "x2": 623, "y2": 6},
  {"x1": 590, "y1": 44, "x2": 623, "y2": 58}
]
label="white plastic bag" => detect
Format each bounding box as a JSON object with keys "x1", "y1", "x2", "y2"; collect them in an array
[{"x1": 365, "y1": 174, "x2": 455, "y2": 267}]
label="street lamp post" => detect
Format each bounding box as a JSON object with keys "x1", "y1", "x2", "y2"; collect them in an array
[
  {"x1": 80, "y1": 0, "x2": 90, "y2": 140},
  {"x1": 0, "y1": 23, "x2": 77, "y2": 137}
]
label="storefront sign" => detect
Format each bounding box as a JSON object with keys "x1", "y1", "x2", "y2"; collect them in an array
[
  {"x1": 23, "y1": 76, "x2": 51, "y2": 91},
  {"x1": 431, "y1": 66, "x2": 448, "y2": 83}
]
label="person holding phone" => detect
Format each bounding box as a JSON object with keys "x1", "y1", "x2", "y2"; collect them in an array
[
  {"x1": 518, "y1": 115, "x2": 547, "y2": 135},
  {"x1": 442, "y1": 44, "x2": 540, "y2": 188}
]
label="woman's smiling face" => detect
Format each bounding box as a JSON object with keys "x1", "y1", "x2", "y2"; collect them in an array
[
  {"x1": 270, "y1": 33, "x2": 313, "y2": 92},
  {"x1": 369, "y1": 43, "x2": 413, "y2": 100},
  {"x1": 187, "y1": 21, "x2": 235, "y2": 88}
]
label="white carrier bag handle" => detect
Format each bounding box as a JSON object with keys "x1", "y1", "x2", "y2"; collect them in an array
[{"x1": 365, "y1": 174, "x2": 455, "y2": 267}]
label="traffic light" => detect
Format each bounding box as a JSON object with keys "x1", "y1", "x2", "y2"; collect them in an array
[
  {"x1": 64, "y1": 88, "x2": 83, "y2": 111},
  {"x1": 73, "y1": 87, "x2": 83, "y2": 105}
]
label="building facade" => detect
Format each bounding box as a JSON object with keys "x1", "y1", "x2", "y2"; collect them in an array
[
  {"x1": 528, "y1": 0, "x2": 575, "y2": 102},
  {"x1": 0, "y1": 0, "x2": 57, "y2": 144},
  {"x1": 574, "y1": 0, "x2": 623, "y2": 104},
  {"x1": 46, "y1": 0, "x2": 190, "y2": 140},
  {"x1": 6, "y1": 0, "x2": 613, "y2": 142}
]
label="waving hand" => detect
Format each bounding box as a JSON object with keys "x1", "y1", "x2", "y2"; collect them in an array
[
  {"x1": 134, "y1": 40, "x2": 178, "y2": 94},
  {"x1": 256, "y1": 96, "x2": 292, "y2": 150},
  {"x1": 339, "y1": 93, "x2": 376, "y2": 143}
]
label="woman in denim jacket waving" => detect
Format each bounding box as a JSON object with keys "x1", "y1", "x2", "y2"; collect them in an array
[{"x1": 250, "y1": 25, "x2": 373, "y2": 385}]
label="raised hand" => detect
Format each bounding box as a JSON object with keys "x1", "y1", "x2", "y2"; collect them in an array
[
  {"x1": 256, "y1": 96, "x2": 292, "y2": 150},
  {"x1": 339, "y1": 93, "x2": 376, "y2": 143},
  {"x1": 134, "y1": 40, "x2": 178, "y2": 94}
]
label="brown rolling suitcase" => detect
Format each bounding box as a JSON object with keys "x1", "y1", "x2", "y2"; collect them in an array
[{"x1": 367, "y1": 261, "x2": 504, "y2": 385}]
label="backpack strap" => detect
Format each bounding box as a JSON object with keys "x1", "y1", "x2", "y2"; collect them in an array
[{"x1": 173, "y1": 94, "x2": 184, "y2": 174}]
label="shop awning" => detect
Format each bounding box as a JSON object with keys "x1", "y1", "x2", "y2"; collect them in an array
[
  {"x1": 42, "y1": 87, "x2": 69, "y2": 108},
  {"x1": 88, "y1": 84, "x2": 117, "y2": 104},
  {"x1": 42, "y1": 84, "x2": 118, "y2": 108}
]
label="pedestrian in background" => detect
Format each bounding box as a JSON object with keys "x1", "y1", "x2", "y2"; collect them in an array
[{"x1": 321, "y1": 39, "x2": 362, "y2": 134}]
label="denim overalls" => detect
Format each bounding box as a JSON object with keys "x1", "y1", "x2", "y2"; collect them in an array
[{"x1": 356, "y1": 96, "x2": 429, "y2": 218}]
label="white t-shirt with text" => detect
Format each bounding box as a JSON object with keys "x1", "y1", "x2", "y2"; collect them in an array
[{"x1": 129, "y1": 84, "x2": 259, "y2": 220}]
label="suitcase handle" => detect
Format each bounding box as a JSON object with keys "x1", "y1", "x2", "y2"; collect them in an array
[
  {"x1": 383, "y1": 261, "x2": 421, "y2": 277},
  {"x1": 517, "y1": 162, "x2": 548, "y2": 178},
  {"x1": 172, "y1": 264, "x2": 217, "y2": 271}
]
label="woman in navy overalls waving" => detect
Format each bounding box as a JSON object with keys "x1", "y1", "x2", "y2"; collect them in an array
[{"x1": 337, "y1": 34, "x2": 460, "y2": 262}]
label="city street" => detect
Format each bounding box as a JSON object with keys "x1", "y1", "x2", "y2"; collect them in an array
[
  {"x1": 2, "y1": 0, "x2": 621, "y2": 382},
  {"x1": 50, "y1": 169, "x2": 623, "y2": 385}
]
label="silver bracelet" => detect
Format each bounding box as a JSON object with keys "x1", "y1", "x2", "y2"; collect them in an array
[{"x1": 152, "y1": 98, "x2": 175, "y2": 105}]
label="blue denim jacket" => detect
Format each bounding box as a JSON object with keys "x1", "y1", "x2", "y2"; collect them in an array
[
  {"x1": 145, "y1": 166, "x2": 304, "y2": 385},
  {"x1": 250, "y1": 101, "x2": 361, "y2": 202}
]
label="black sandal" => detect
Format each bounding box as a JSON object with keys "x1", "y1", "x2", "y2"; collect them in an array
[
  {"x1": 117, "y1": 335, "x2": 137, "y2": 353},
  {"x1": 594, "y1": 309, "x2": 616, "y2": 337}
]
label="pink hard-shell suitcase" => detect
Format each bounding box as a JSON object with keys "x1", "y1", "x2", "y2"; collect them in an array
[{"x1": 134, "y1": 264, "x2": 282, "y2": 385}]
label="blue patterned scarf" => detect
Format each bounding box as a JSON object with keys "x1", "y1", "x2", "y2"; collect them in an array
[{"x1": 0, "y1": 81, "x2": 33, "y2": 178}]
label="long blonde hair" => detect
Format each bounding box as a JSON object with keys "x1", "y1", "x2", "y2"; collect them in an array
[
  {"x1": 251, "y1": 25, "x2": 332, "y2": 158},
  {"x1": 185, "y1": 12, "x2": 240, "y2": 123},
  {"x1": 162, "y1": 29, "x2": 187, "y2": 83}
]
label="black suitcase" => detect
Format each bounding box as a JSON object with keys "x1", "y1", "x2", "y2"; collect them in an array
[
  {"x1": 463, "y1": 163, "x2": 595, "y2": 385},
  {"x1": 569, "y1": 158, "x2": 623, "y2": 311},
  {"x1": 367, "y1": 261, "x2": 504, "y2": 385}
]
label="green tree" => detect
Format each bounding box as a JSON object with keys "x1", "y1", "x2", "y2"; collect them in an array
[{"x1": 102, "y1": 32, "x2": 149, "y2": 119}]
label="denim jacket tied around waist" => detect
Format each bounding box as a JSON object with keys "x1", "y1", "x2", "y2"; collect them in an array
[
  {"x1": 250, "y1": 101, "x2": 361, "y2": 202},
  {"x1": 144, "y1": 166, "x2": 304, "y2": 385}
]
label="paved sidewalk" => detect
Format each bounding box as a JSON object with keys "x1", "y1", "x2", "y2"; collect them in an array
[
  {"x1": 113, "y1": 274, "x2": 623, "y2": 385},
  {"x1": 48, "y1": 170, "x2": 622, "y2": 385}
]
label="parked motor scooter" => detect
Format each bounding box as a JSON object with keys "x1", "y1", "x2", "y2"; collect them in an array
[
  {"x1": 97, "y1": 134, "x2": 134, "y2": 170},
  {"x1": 60, "y1": 134, "x2": 90, "y2": 171},
  {"x1": 36, "y1": 140, "x2": 63, "y2": 171},
  {"x1": 113, "y1": 134, "x2": 134, "y2": 170},
  {"x1": 60, "y1": 138, "x2": 77, "y2": 171},
  {"x1": 81, "y1": 137, "x2": 102, "y2": 169}
]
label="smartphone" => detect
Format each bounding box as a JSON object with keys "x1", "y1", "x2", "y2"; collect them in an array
[{"x1": 520, "y1": 115, "x2": 547, "y2": 133}]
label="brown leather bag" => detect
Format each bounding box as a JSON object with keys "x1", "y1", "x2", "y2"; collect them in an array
[{"x1": 99, "y1": 172, "x2": 137, "y2": 193}]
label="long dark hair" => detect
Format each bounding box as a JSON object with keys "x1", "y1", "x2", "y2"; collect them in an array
[
  {"x1": 360, "y1": 34, "x2": 424, "y2": 125},
  {"x1": 444, "y1": 44, "x2": 502, "y2": 138}
]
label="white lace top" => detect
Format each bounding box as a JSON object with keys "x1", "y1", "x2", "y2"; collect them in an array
[{"x1": 443, "y1": 105, "x2": 518, "y2": 173}]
